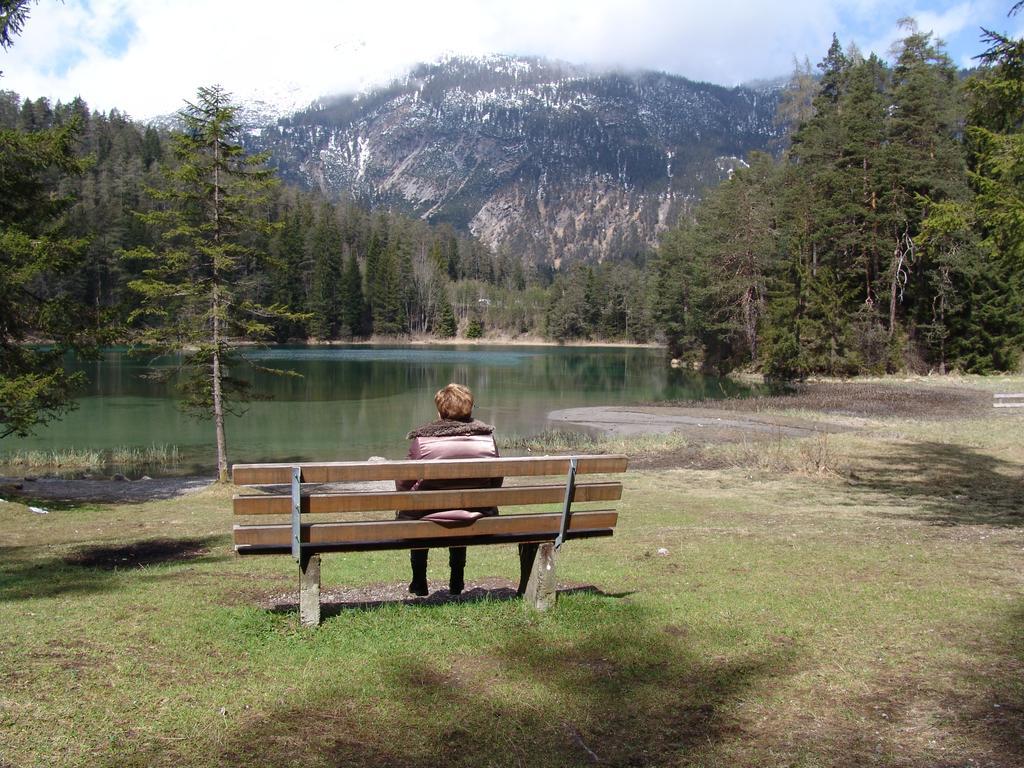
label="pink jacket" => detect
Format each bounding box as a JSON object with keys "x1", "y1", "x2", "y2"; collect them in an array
[{"x1": 396, "y1": 419, "x2": 502, "y2": 519}]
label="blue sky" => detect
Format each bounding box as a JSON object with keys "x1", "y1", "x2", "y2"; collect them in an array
[{"x1": 1, "y1": 0, "x2": 1021, "y2": 119}]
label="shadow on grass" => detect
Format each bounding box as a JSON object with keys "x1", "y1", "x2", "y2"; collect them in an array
[
  {"x1": 957, "y1": 601, "x2": 1024, "y2": 764},
  {"x1": 265, "y1": 585, "x2": 635, "y2": 617},
  {"x1": 2, "y1": 496, "x2": 89, "y2": 512},
  {"x1": 0, "y1": 535, "x2": 226, "y2": 602},
  {"x1": 855, "y1": 441, "x2": 1024, "y2": 527},
  {"x1": 64, "y1": 537, "x2": 213, "y2": 569},
  {"x1": 198, "y1": 602, "x2": 791, "y2": 767}
]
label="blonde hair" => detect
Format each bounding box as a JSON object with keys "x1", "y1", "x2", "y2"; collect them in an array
[{"x1": 435, "y1": 383, "x2": 474, "y2": 420}]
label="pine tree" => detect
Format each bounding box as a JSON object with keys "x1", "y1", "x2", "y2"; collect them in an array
[
  {"x1": 913, "y1": 10, "x2": 1023, "y2": 372},
  {"x1": 956, "y1": 11, "x2": 1024, "y2": 369},
  {"x1": 141, "y1": 125, "x2": 162, "y2": 170},
  {"x1": 363, "y1": 226, "x2": 385, "y2": 332},
  {"x1": 581, "y1": 267, "x2": 601, "y2": 336},
  {"x1": 0, "y1": 116, "x2": 96, "y2": 437},
  {"x1": 267, "y1": 204, "x2": 310, "y2": 341},
  {"x1": 545, "y1": 271, "x2": 588, "y2": 342},
  {"x1": 781, "y1": 36, "x2": 871, "y2": 373},
  {"x1": 124, "y1": 85, "x2": 297, "y2": 481},
  {"x1": 339, "y1": 250, "x2": 365, "y2": 337},
  {"x1": 396, "y1": 233, "x2": 415, "y2": 333},
  {"x1": 0, "y1": 1, "x2": 32, "y2": 55},
  {"x1": 371, "y1": 245, "x2": 407, "y2": 335},
  {"x1": 774, "y1": 56, "x2": 817, "y2": 142},
  {"x1": 697, "y1": 152, "x2": 778, "y2": 364},
  {"x1": 884, "y1": 22, "x2": 968, "y2": 350},
  {"x1": 307, "y1": 206, "x2": 343, "y2": 339},
  {"x1": 653, "y1": 226, "x2": 711, "y2": 365},
  {"x1": 1, "y1": 2, "x2": 99, "y2": 439},
  {"x1": 434, "y1": 289, "x2": 457, "y2": 338}
]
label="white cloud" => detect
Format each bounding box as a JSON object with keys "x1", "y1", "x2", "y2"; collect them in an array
[{"x1": 0, "y1": 0, "x2": 1017, "y2": 118}]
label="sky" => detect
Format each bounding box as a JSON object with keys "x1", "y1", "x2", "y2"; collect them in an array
[{"x1": 1, "y1": 0, "x2": 1022, "y2": 120}]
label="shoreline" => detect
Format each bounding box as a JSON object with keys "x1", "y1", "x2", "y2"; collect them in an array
[
  {"x1": 3, "y1": 379, "x2": 1002, "y2": 503},
  {"x1": 300, "y1": 335, "x2": 665, "y2": 350}
]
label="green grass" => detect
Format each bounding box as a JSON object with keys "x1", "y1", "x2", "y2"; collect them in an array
[{"x1": 1, "y1": 389, "x2": 1023, "y2": 766}]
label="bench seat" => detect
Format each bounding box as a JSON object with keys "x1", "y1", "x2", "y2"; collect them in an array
[{"x1": 231, "y1": 454, "x2": 628, "y2": 625}]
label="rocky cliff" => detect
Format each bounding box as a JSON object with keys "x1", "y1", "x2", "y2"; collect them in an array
[{"x1": 248, "y1": 55, "x2": 782, "y2": 265}]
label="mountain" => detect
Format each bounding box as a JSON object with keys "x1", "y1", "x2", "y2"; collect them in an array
[
  {"x1": 246, "y1": 55, "x2": 783, "y2": 265},
  {"x1": 145, "y1": 82, "x2": 317, "y2": 133}
]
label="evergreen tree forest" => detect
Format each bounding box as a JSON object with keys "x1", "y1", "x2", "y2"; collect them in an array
[
  {"x1": 0, "y1": 2, "x2": 100, "y2": 439},
  {"x1": 0, "y1": 89, "x2": 654, "y2": 349},
  {"x1": 3, "y1": 11, "x2": 1023, "y2": 385},
  {"x1": 655, "y1": 19, "x2": 1024, "y2": 376}
]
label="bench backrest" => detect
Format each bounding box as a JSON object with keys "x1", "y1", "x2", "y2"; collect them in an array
[{"x1": 232, "y1": 454, "x2": 628, "y2": 555}]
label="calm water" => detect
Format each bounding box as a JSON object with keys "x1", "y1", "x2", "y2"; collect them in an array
[{"x1": 3, "y1": 345, "x2": 759, "y2": 472}]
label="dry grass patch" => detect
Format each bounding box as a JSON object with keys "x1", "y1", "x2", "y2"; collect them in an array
[{"x1": 2, "y1": 378, "x2": 1024, "y2": 766}]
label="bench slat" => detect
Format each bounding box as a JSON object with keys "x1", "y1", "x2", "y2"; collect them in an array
[
  {"x1": 235, "y1": 528, "x2": 614, "y2": 556},
  {"x1": 231, "y1": 455, "x2": 628, "y2": 485},
  {"x1": 233, "y1": 481, "x2": 623, "y2": 516},
  {"x1": 234, "y1": 510, "x2": 618, "y2": 548}
]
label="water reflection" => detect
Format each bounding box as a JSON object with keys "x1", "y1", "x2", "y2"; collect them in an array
[{"x1": 4, "y1": 345, "x2": 762, "y2": 472}]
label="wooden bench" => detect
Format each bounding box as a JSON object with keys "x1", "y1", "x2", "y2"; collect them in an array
[
  {"x1": 993, "y1": 393, "x2": 1024, "y2": 408},
  {"x1": 232, "y1": 454, "x2": 629, "y2": 625}
]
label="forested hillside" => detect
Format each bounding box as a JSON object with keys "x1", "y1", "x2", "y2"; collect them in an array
[
  {"x1": 0, "y1": 91, "x2": 653, "y2": 343},
  {"x1": 655, "y1": 21, "x2": 1024, "y2": 375},
  {"x1": 2, "y1": 15, "x2": 1022, "y2": 375}
]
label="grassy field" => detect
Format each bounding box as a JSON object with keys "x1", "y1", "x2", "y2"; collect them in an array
[{"x1": 1, "y1": 378, "x2": 1022, "y2": 767}]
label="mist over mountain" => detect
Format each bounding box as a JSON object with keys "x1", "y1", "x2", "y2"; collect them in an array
[{"x1": 244, "y1": 54, "x2": 783, "y2": 265}]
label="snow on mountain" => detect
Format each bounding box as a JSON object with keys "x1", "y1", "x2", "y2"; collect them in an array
[{"x1": 245, "y1": 55, "x2": 783, "y2": 265}]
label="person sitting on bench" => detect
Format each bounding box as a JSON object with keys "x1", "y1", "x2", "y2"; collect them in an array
[{"x1": 396, "y1": 383, "x2": 502, "y2": 596}]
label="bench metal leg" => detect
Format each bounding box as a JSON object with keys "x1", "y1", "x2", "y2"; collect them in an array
[
  {"x1": 524, "y1": 542, "x2": 557, "y2": 611},
  {"x1": 299, "y1": 552, "x2": 321, "y2": 627}
]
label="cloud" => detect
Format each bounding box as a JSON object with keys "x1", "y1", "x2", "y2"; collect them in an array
[{"x1": 0, "y1": 0, "x2": 1016, "y2": 119}]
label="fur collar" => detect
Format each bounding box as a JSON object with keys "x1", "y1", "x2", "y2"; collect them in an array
[{"x1": 407, "y1": 419, "x2": 495, "y2": 439}]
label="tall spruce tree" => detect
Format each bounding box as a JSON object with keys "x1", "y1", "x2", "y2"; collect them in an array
[
  {"x1": 0, "y1": 113, "x2": 96, "y2": 437},
  {"x1": 124, "y1": 86, "x2": 297, "y2": 481},
  {"x1": 697, "y1": 152, "x2": 778, "y2": 364},
  {"x1": 435, "y1": 289, "x2": 457, "y2": 338},
  {"x1": 371, "y1": 235, "x2": 409, "y2": 336},
  {"x1": 307, "y1": 205, "x2": 343, "y2": 339},
  {"x1": 959, "y1": 7, "x2": 1024, "y2": 369},
  {"x1": 339, "y1": 250, "x2": 365, "y2": 337},
  {"x1": 883, "y1": 23, "x2": 968, "y2": 356},
  {"x1": 267, "y1": 203, "x2": 311, "y2": 341},
  {"x1": 782, "y1": 37, "x2": 872, "y2": 374},
  {"x1": 914, "y1": 7, "x2": 1023, "y2": 372},
  {"x1": 1, "y1": 0, "x2": 101, "y2": 439},
  {"x1": 653, "y1": 226, "x2": 713, "y2": 366}
]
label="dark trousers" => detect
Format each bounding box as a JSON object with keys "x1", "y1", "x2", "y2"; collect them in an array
[
  {"x1": 410, "y1": 543, "x2": 540, "y2": 595},
  {"x1": 409, "y1": 547, "x2": 465, "y2": 592}
]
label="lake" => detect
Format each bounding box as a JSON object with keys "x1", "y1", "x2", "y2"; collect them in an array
[{"x1": 2, "y1": 345, "x2": 759, "y2": 473}]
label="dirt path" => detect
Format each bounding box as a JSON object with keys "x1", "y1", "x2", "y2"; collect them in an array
[
  {"x1": 550, "y1": 380, "x2": 992, "y2": 443},
  {"x1": 548, "y1": 405, "x2": 854, "y2": 441},
  {"x1": 1, "y1": 475, "x2": 214, "y2": 505}
]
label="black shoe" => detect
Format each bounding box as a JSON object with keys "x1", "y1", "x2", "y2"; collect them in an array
[
  {"x1": 449, "y1": 580, "x2": 464, "y2": 596},
  {"x1": 409, "y1": 581, "x2": 428, "y2": 597}
]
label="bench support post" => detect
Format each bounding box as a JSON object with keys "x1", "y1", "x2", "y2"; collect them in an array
[
  {"x1": 554, "y1": 458, "x2": 578, "y2": 551},
  {"x1": 299, "y1": 552, "x2": 321, "y2": 627},
  {"x1": 524, "y1": 541, "x2": 557, "y2": 611},
  {"x1": 291, "y1": 466, "x2": 302, "y2": 562}
]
